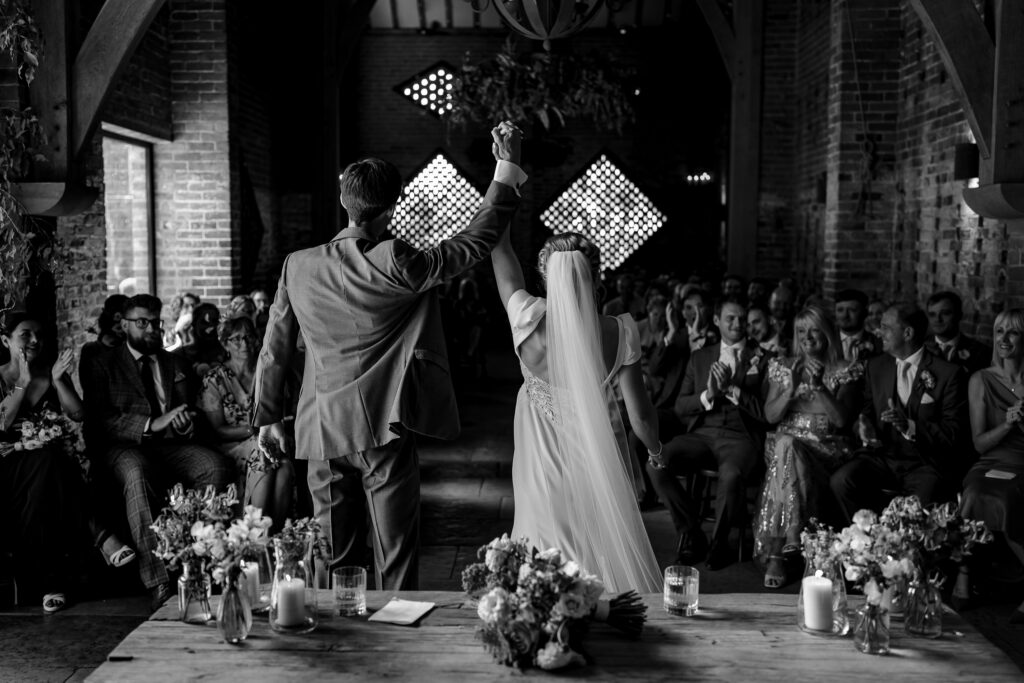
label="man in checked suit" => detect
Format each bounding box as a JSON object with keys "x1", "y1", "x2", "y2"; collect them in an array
[
  {"x1": 647, "y1": 298, "x2": 771, "y2": 570},
  {"x1": 253, "y1": 122, "x2": 526, "y2": 590},
  {"x1": 830, "y1": 302, "x2": 968, "y2": 522},
  {"x1": 83, "y1": 294, "x2": 234, "y2": 610}
]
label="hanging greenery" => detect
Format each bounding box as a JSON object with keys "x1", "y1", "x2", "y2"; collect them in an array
[
  {"x1": 446, "y1": 38, "x2": 636, "y2": 135},
  {"x1": 0, "y1": 0, "x2": 60, "y2": 316}
]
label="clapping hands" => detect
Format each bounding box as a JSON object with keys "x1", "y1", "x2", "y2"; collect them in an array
[
  {"x1": 1006, "y1": 400, "x2": 1024, "y2": 426},
  {"x1": 491, "y1": 121, "x2": 523, "y2": 165},
  {"x1": 880, "y1": 398, "x2": 909, "y2": 432},
  {"x1": 707, "y1": 361, "x2": 733, "y2": 399},
  {"x1": 51, "y1": 348, "x2": 74, "y2": 382}
]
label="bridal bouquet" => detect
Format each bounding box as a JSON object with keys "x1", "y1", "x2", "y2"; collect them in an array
[
  {"x1": 0, "y1": 408, "x2": 84, "y2": 459},
  {"x1": 462, "y1": 535, "x2": 647, "y2": 671}
]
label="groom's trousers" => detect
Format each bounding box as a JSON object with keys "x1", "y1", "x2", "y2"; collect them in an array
[{"x1": 306, "y1": 427, "x2": 420, "y2": 591}]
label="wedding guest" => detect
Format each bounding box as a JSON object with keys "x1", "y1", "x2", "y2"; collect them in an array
[
  {"x1": 720, "y1": 273, "x2": 745, "y2": 301},
  {"x1": 747, "y1": 303, "x2": 781, "y2": 354},
  {"x1": 835, "y1": 288, "x2": 883, "y2": 362},
  {"x1": 959, "y1": 309, "x2": 1024, "y2": 622},
  {"x1": 250, "y1": 288, "x2": 270, "y2": 339},
  {"x1": 452, "y1": 276, "x2": 489, "y2": 379},
  {"x1": 637, "y1": 293, "x2": 668, "y2": 373},
  {"x1": 768, "y1": 285, "x2": 796, "y2": 350},
  {"x1": 83, "y1": 294, "x2": 234, "y2": 611},
  {"x1": 865, "y1": 298, "x2": 886, "y2": 335},
  {"x1": 753, "y1": 306, "x2": 862, "y2": 588},
  {"x1": 0, "y1": 312, "x2": 134, "y2": 613},
  {"x1": 227, "y1": 295, "x2": 257, "y2": 322},
  {"x1": 647, "y1": 298, "x2": 771, "y2": 570},
  {"x1": 924, "y1": 290, "x2": 991, "y2": 377},
  {"x1": 172, "y1": 302, "x2": 227, "y2": 379},
  {"x1": 163, "y1": 292, "x2": 201, "y2": 350},
  {"x1": 199, "y1": 316, "x2": 294, "y2": 533},
  {"x1": 829, "y1": 302, "x2": 968, "y2": 522},
  {"x1": 603, "y1": 272, "x2": 645, "y2": 319},
  {"x1": 747, "y1": 277, "x2": 771, "y2": 309},
  {"x1": 682, "y1": 287, "x2": 719, "y2": 352},
  {"x1": 80, "y1": 293, "x2": 128, "y2": 369}
]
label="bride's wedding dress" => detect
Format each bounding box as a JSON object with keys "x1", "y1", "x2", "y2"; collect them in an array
[{"x1": 505, "y1": 288, "x2": 662, "y2": 593}]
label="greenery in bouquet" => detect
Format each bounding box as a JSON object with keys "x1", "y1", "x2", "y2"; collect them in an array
[
  {"x1": 834, "y1": 509, "x2": 913, "y2": 605},
  {"x1": 461, "y1": 535, "x2": 647, "y2": 671},
  {"x1": 879, "y1": 495, "x2": 992, "y2": 585},
  {"x1": 271, "y1": 516, "x2": 329, "y2": 562}
]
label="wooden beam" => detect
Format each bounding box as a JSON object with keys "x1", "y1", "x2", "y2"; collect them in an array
[
  {"x1": 28, "y1": 0, "x2": 69, "y2": 179},
  {"x1": 695, "y1": 0, "x2": 735, "y2": 80},
  {"x1": 335, "y1": 0, "x2": 376, "y2": 80},
  {"x1": 989, "y1": 0, "x2": 1024, "y2": 182},
  {"x1": 726, "y1": 0, "x2": 763, "y2": 276},
  {"x1": 70, "y1": 0, "x2": 166, "y2": 160},
  {"x1": 908, "y1": 0, "x2": 994, "y2": 159}
]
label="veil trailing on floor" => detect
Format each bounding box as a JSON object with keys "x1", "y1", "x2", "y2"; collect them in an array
[{"x1": 544, "y1": 251, "x2": 662, "y2": 593}]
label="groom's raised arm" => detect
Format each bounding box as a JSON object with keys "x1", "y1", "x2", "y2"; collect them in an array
[{"x1": 392, "y1": 123, "x2": 527, "y2": 293}]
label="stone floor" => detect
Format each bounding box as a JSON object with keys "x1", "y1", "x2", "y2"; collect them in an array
[{"x1": 3, "y1": 348, "x2": 1024, "y2": 681}]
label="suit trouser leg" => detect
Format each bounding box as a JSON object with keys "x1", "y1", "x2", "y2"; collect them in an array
[
  {"x1": 103, "y1": 447, "x2": 167, "y2": 589},
  {"x1": 709, "y1": 430, "x2": 759, "y2": 543},
  {"x1": 361, "y1": 432, "x2": 420, "y2": 591},
  {"x1": 647, "y1": 430, "x2": 715, "y2": 537},
  {"x1": 307, "y1": 455, "x2": 369, "y2": 576},
  {"x1": 830, "y1": 455, "x2": 900, "y2": 524}
]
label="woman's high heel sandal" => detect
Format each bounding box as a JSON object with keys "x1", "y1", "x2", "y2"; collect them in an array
[{"x1": 764, "y1": 555, "x2": 786, "y2": 589}]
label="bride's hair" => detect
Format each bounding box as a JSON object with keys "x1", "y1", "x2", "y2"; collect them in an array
[{"x1": 537, "y1": 232, "x2": 601, "y2": 287}]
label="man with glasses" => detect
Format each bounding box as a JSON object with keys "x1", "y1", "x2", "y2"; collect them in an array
[{"x1": 82, "y1": 293, "x2": 234, "y2": 611}]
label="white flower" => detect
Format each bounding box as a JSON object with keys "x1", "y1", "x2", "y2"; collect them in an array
[
  {"x1": 518, "y1": 563, "x2": 533, "y2": 583},
  {"x1": 535, "y1": 641, "x2": 584, "y2": 670},
  {"x1": 852, "y1": 509, "x2": 877, "y2": 532},
  {"x1": 484, "y1": 548, "x2": 506, "y2": 572},
  {"x1": 537, "y1": 548, "x2": 562, "y2": 564},
  {"x1": 477, "y1": 588, "x2": 510, "y2": 625},
  {"x1": 560, "y1": 560, "x2": 580, "y2": 578},
  {"x1": 551, "y1": 591, "x2": 588, "y2": 620}
]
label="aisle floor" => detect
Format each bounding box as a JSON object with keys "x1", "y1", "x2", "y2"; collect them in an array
[{"x1": 2, "y1": 348, "x2": 1023, "y2": 681}]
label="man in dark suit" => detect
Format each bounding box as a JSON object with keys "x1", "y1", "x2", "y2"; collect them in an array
[
  {"x1": 253, "y1": 123, "x2": 525, "y2": 591},
  {"x1": 647, "y1": 298, "x2": 770, "y2": 569},
  {"x1": 830, "y1": 302, "x2": 968, "y2": 522},
  {"x1": 924, "y1": 290, "x2": 991, "y2": 377},
  {"x1": 83, "y1": 294, "x2": 234, "y2": 610},
  {"x1": 835, "y1": 288, "x2": 883, "y2": 362}
]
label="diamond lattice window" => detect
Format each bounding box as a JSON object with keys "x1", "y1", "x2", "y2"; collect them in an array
[
  {"x1": 540, "y1": 154, "x2": 667, "y2": 272},
  {"x1": 395, "y1": 62, "x2": 455, "y2": 117},
  {"x1": 390, "y1": 153, "x2": 483, "y2": 250}
]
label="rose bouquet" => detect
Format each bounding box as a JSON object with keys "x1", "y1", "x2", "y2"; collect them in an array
[
  {"x1": 0, "y1": 408, "x2": 85, "y2": 462},
  {"x1": 462, "y1": 535, "x2": 647, "y2": 671},
  {"x1": 834, "y1": 509, "x2": 913, "y2": 606}
]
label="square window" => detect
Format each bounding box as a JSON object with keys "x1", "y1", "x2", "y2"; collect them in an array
[{"x1": 390, "y1": 152, "x2": 484, "y2": 250}]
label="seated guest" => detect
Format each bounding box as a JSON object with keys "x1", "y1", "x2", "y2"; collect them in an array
[
  {"x1": 925, "y1": 290, "x2": 991, "y2": 376},
  {"x1": 173, "y1": 302, "x2": 227, "y2": 378},
  {"x1": 200, "y1": 316, "x2": 294, "y2": 533},
  {"x1": 720, "y1": 273, "x2": 745, "y2": 301},
  {"x1": 746, "y1": 277, "x2": 771, "y2": 309},
  {"x1": 960, "y1": 309, "x2": 1024, "y2": 622},
  {"x1": 0, "y1": 312, "x2": 133, "y2": 613},
  {"x1": 163, "y1": 292, "x2": 200, "y2": 349},
  {"x1": 747, "y1": 302, "x2": 781, "y2": 354},
  {"x1": 227, "y1": 294, "x2": 257, "y2": 322},
  {"x1": 647, "y1": 298, "x2": 770, "y2": 569},
  {"x1": 865, "y1": 298, "x2": 886, "y2": 335},
  {"x1": 830, "y1": 302, "x2": 968, "y2": 522},
  {"x1": 637, "y1": 293, "x2": 668, "y2": 373},
  {"x1": 251, "y1": 288, "x2": 270, "y2": 339},
  {"x1": 83, "y1": 294, "x2": 234, "y2": 611},
  {"x1": 835, "y1": 288, "x2": 883, "y2": 362},
  {"x1": 603, "y1": 272, "x2": 645, "y2": 319},
  {"x1": 81, "y1": 293, "x2": 128, "y2": 368},
  {"x1": 682, "y1": 287, "x2": 719, "y2": 352},
  {"x1": 754, "y1": 306, "x2": 862, "y2": 588},
  {"x1": 768, "y1": 285, "x2": 796, "y2": 350}
]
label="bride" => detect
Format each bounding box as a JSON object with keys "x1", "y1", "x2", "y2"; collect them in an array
[{"x1": 490, "y1": 213, "x2": 663, "y2": 593}]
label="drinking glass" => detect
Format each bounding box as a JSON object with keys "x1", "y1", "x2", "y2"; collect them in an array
[
  {"x1": 664, "y1": 565, "x2": 699, "y2": 616},
  {"x1": 333, "y1": 566, "x2": 367, "y2": 616}
]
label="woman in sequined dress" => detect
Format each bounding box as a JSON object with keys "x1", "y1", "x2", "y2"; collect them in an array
[
  {"x1": 489, "y1": 216, "x2": 663, "y2": 593},
  {"x1": 753, "y1": 306, "x2": 863, "y2": 588}
]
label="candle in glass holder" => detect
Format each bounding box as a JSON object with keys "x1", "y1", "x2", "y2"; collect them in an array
[
  {"x1": 802, "y1": 574, "x2": 833, "y2": 631},
  {"x1": 275, "y1": 578, "x2": 306, "y2": 627}
]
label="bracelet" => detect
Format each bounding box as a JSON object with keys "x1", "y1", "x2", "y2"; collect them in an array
[
  {"x1": 647, "y1": 441, "x2": 663, "y2": 458},
  {"x1": 12, "y1": 385, "x2": 25, "y2": 392}
]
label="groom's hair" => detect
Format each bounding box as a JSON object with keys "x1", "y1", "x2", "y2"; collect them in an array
[{"x1": 339, "y1": 158, "x2": 403, "y2": 225}]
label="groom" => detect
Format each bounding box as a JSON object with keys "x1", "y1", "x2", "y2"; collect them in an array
[{"x1": 253, "y1": 123, "x2": 526, "y2": 590}]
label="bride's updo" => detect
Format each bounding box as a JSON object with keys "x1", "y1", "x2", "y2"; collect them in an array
[{"x1": 537, "y1": 232, "x2": 601, "y2": 286}]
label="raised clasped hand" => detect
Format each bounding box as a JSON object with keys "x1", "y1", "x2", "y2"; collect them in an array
[{"x1": 491, "y1": 120, "x2": 523, "y2": 165}]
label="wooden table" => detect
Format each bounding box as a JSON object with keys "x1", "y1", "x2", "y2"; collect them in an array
[{"x1": 88, "y1": 591, "x2": 1022, "y2": 682}]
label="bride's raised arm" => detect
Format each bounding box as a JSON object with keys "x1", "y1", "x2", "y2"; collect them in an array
[{"x1": 491, "y1": 227, "x2": 525, "y2": 309}]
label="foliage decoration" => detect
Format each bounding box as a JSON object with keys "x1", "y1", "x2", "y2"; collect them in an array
[{"x1": 446, "y1": 38, "x2": 635, "y2": 135}]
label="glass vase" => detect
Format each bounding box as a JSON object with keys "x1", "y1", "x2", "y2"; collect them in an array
[
  {"x1": 853, "y1": 602, "x2": 890, "y2": 655},
  {"x1": 270, "y1": 535, "x2": 318, "y2": 633},
  {"x1": 217, "y1": 565, "x2": 253, "y2": 644},
  {"x1": 888, "y1": 576, "x2": 907, "y2": 620},
  {"x1": 178, "y1": 564, "x2": 213, "y2": 624},
  {"x1": 904, "y1": 577, "x2": 943, "y2": 638},
  {"x1": 241, "y1": 546, "x2": 273, "y2": 614},
  {"x1": 797, "y1": 559, "x2": 849, "y2": 636}
]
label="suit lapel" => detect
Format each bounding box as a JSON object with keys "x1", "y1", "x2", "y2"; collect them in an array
[
  {"x1": 157, "y1": 352, "x2": 174, "y2": 410},
  {"x1": 876, "y1": 354, "x2": 897, "y2": 412},
  {"x1": 907, "y1": 352, "x2": 932, "y2": 414},
  {"x1": 701, "y1": 343, "x2": 721, "y2": 389},
  {"x1": 117, "y1": 346, "x2": 148, "y2": 400}
]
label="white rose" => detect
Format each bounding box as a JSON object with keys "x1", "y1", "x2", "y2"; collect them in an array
[
  {"x1": 552, "y1": 591, "x2": 588, "y2": 620},
  {"x1": 477, "y1": 588, "x2": 508, "y2": 624},
  {"x1": 484, "y1": 548, "x2": 505, "y2": 572},
  {"x1": 535, "y1": 642, "x2": 584, "y2": 670},
  {"x1": 537, "y1": 548, "x2": 562, "y2": 564},
  {"x1": 561, "y1": 560, "x2": 580, "y2": 577}
]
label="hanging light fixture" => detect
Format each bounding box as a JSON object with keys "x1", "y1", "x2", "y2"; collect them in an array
[{"x1": 492, "y1": 1, "x2": 605, "y2": 51}]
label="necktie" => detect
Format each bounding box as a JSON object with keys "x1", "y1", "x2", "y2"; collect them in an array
[
  {"x1": 138, "y1": 355, "x2": 162, "y2": 417},
  {"x1": 842, "y1": 336, "x2": 853, "y2": 361},
  {"x1": 942, "y1": 343, "x2": 955, "y2": 361},
  {"x1": 896, "y1": 359, "x2": 913, "y2": 405}
]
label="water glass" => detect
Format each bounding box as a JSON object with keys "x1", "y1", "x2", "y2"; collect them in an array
[
  {"x1": 333, "y1": 566, "x2": 367, "y2": 616},
  {"x1": 664, "y1": 565, "x2": 699, "y2": 616}
]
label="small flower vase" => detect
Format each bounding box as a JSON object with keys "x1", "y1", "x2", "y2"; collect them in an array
[
  {"x1": 241, "y1": 546, "x2": 273, "y2": 614},
  {"x1": 853, "y1": 602, "x2": 890, "y2": 655},
  {"x1": 904, "y1": 577, "x2": 943, "y2": 638},
  {"x1": 797, "y1": 560, "x2": 849, "y2": 636},
  {"x1": 178, "y1": 564, "x2": 213, "y2": 624},
  {"x1": 217, "y1": 565, "x2": 253, "y2": 644},
  {"x1": 270, "y1": 535, "x2": 318, "y2": 633}
]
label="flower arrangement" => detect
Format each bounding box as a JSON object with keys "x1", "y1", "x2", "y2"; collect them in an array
[
  {"x1": 0, "y1": 408, "x2": 83, "y2": 458},
  {"x1": 832, "y1": 510, "x2": 913, "y2": 605},
  {"x1": 271, "y1": 516, "x2": 330, "y2": 562},
  {"x1": 461, "y1": 535, "x2": 646, "y2": 671}
]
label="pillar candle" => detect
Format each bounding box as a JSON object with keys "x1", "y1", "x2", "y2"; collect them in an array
[
  {"x1": 241, "y1": 561, "x2": 260, "y2": 607},
  {"x1": 802, "y1": 575, "x2": 833, "y2": 631},
  {"x1": 275, "y1": 578, "x2": 306, "y2": 627}
]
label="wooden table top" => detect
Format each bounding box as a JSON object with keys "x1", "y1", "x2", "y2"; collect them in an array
[{"x1": 87, "y1": 590, "x2": 1023, "y2": 682}]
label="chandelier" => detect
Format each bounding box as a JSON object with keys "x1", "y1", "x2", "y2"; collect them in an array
[{"x1": 491, "y1": 1, "x2": 605, "y2": 51}]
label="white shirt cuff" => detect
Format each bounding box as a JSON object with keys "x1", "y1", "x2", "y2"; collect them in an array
[
  {"x1": 700, "y1": 390, "x2": 713, "y2": 411},
  {"x1": 900, "y1": 419, "x2": 917, "y2": 441},
  {"x1": 494, "y1": 160, "x2": 528, "y2": 195}
]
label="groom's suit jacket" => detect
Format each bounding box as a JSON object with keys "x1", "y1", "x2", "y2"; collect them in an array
[
  {"x1": 672, "y1": 339, "x2": 770, "y2": 440},
  {"x1": 860, "y1": 350, "x2": 968, "y2": 479},
  {"x1": 253, "y1": 179, "x2": 521, "y2": 460}
]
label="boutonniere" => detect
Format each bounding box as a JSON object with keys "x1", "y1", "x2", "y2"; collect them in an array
[
  {"x1": 174, "y1": 371, "x2": 187, "y2": 383},
  {"x1": 957, "y1": 349, "x2": 970, "y2": 360},
  {"x1": 919, "y1": 369, "x2": 936, "y2": 391},
  {"x1": 855, "y1": 339, "x2": 875, "y2": 353}
]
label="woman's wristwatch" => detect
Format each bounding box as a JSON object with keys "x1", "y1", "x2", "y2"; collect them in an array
[{"x1": 647, "y1": 441, "x2": 666, "y2": 470}]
